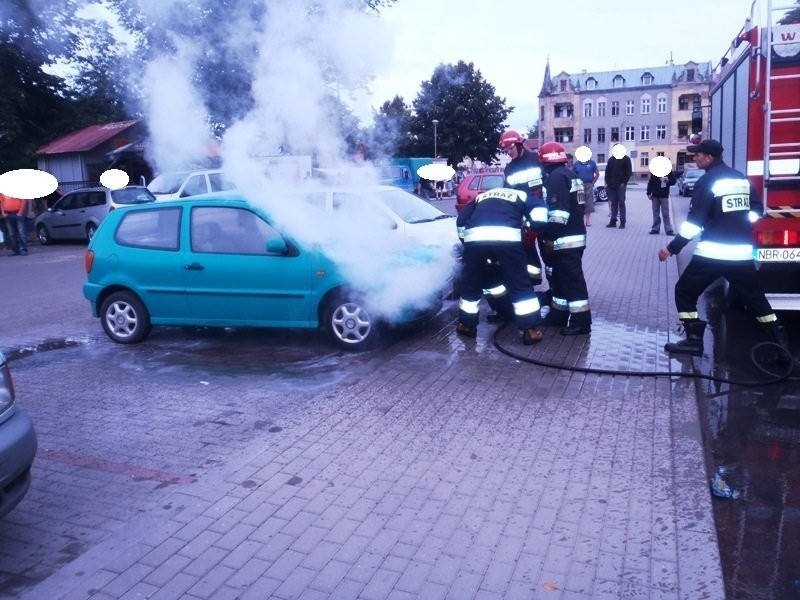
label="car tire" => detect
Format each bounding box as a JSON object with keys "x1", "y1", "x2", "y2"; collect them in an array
[
  {"x1": 86, "y1": 222, "x2": 98, "y2": 240},
  {"x1": 100, "y1": 291, "x2": 152, "y2": 344},
  {"x1": 36, "y1": 223, "x2": 52, "y2": 245},
  {"x1": 595, "y1": 187, "x2": 608, "y2": 202},
  {"x1": 322, "y1": 293, "x2": 379, "y2": 351}
]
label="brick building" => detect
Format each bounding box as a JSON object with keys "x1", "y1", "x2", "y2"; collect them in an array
[{"x1": 538, "y1": 59, "x2": 713, "y2": 177}]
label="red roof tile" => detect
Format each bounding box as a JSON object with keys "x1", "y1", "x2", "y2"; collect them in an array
[{"x1": 36, "y1": 120, "x2": 140, "y2": 155}]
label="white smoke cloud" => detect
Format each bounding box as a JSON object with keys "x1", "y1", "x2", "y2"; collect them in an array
[{"x1": 136, "y1": 0, "x2": 457, "y2": 320}]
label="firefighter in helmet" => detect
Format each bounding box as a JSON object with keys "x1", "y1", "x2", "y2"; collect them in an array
[
  {"x1": 456, "y1": 186, "x2": 544, "y2": 345},
  {"x1": 658, "y1": 139, "x2": 790, "y2": 359},
  {"x1": 535, "y1": 141, "x2": 592, "y2": 335},
  {"x1": 499, "y1": 130, "x2": 545, "y2": 294}
]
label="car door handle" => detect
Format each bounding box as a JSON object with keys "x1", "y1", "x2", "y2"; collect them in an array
[{"x1": 184, "y1": 263, "x2": 205, "y2": 270}]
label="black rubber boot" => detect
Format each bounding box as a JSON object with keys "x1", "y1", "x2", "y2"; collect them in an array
[
  {"x1": 664, "y1": 320, "x2": 706, "y2": 356},
  {"x1": 606, "y1": 219, "x2": 617, "y2": 228},
  {"x1": 561, "y1": 314, "x2": 592, "y2": 336},
  {"x1": 767, "y1": 322, "x2": 792, "y2": 365}
]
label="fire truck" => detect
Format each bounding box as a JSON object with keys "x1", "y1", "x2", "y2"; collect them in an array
[{"x1": 708, "y1": 0, "x2": 800, "y2": 310}]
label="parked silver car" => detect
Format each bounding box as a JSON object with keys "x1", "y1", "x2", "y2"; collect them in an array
[
  {"x1": 678, "y1": 168, "x2": 704, "y2": 197},
  {"x1": 35, "y1": 186, "x2": 156, "y2": 244},
  {"x1": 0, "y1": 352, "x2": 37, "y2": 519}
]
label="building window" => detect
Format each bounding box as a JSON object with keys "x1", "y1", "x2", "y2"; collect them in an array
[
  {"x1": 583, "y1": 100, "x2": 592, "y2": 118},
  {"x1": 678, "y1": 95, "x2": 698, "y2": 111},
  {"x1": 656, "y1": 125, "x2": 666, "y2": 140},
  {"x1": 597, "y1": 100, "x2": 606, "y2": 116},
  {"x1": 597, "y1": 153, "x2": 606, "y2": 163},
  {"x1": 560, "y1": 79, "x2": 568, "y2": 91},
  {"x1": 625, "y1": 126, "x2": 635, "y2": 141},
  {"x1": 678, "y1": 122, "x2": 690, "y2": 139},
  {"x1": 583, "y1": 128, "x2": 592, "y2": 143},
  {"x1": 597, "y1": 128, "x2": 606, "y2": 143},
  {"x1": 554, "y1": 103, "x2": 573, "y2": 118},
  {"x1": 640, "y1": 152, "x2": 650, "y2": 167},
  {"x1": 657, "y1": 95, "x2": 667, "y2": 113},
  {"x1": 641, "y1": 95, "x2": 651, "y2": 114},
  {"x1": 611, "y1": 101, "x2": 620, "y2": 116},
  {"x1": 554, "y1": 127, "x2": 573, "y2": 143},
  {"x1": 686, "y1": 69, "x2": 695, "y2": 82},
  {"x1": 657, "y1": 151, "x2": 665, "y2": 157},
  {"x1": 640, "y1": 125, "x2": 650, "y2": 141},
  {"x1": 586, "y1": 77, "x2": 597, "y2": 90},
  {"x1": 613, "y1": 75, "x2": 625, "y2": 88},
  {"x1": 626, "y1": 100, "x2": 635, "y2": 115},
  {"x1": 611, "y1": 127, "x2": 619, "y2": 142},
  {"x1": 540, "y1": 106, "x2": 544, "y2": 120},
  {"x1": 642, "y1": 72, "x2": 653, "y2": 85}
]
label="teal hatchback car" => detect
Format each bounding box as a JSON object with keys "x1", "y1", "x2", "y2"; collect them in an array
[{"x1": 83, "y1": 195, "x2": 450, "y2": 350}]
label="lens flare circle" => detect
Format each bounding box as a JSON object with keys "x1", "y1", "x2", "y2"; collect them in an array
[
  {"x1": 649, "y1": 156, "x2": 673, "y2": 177},
  {"x1": 417, "y1": 163, "x2": 455, "y2": 182},
  {"x1": 574, "y1": 146, "x2": 592, "y2": 162},
  {"x1": 100, "y1": 169, "x2": 130, "y2": 190},
  {"x1": 0, "y1": 169, "x2": 58, "y2": 199}
]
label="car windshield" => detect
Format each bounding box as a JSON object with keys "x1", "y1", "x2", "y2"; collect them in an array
[
  {"x1": 685, "y1": 169, "x2": 704, "y2": 179},
  {"x1": 147, "y1": 172, "x2": 189, "y2": 194},
  {"x1": 375, "y1": 188, "x2": 453, "y2": 224},
  {"x1": 111, "y1": 188, "x2": 156, "y2": 204}
]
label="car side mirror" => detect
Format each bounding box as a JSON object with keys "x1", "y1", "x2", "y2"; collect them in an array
[{"x1": 267, "y1": 238, "x2": 288, "y2": 254}]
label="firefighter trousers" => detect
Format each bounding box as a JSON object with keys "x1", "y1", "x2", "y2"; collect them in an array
[
  {"x1": 675, "y1": 256, "x2": 776, "y2": 323},
  {"x1": 459, "y1": 243, "x2": 541, "y2": 330},
  {"x1": 549, "y1": 247, "x2": 591, "y2": 327}
]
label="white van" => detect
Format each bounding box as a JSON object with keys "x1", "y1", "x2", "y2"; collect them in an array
[{"x1": 147, "y1": 169, "x2": 236, "y2": 200}]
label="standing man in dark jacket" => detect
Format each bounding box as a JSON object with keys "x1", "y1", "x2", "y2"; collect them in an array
[
  {"x1": 605, "y1": 143, "x2": 633, "y2": 229},
  {"x1": 534, "y1": 141, "x2": 592, "y2": 335},
  {"x1": 646, "y1": 170, "x2": 677, "y2": 235},
  {"x1": 658, "y1": 139, "x2": 790, "y2": 357}
]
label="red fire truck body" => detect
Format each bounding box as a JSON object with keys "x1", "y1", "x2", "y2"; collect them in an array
[{"x1": 709, "y1": 4, "x2": 800, "y2": 310}]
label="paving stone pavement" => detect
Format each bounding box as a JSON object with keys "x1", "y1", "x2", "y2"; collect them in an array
[{"x1": 19, "y1": 188, "x2": 725, "y2": 599}]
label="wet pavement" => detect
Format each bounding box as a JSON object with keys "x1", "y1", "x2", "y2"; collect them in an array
[{"x1": 0, "y1": 186, "x2": 797, "y2": 599}]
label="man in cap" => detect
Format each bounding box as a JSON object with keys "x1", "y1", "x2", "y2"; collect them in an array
[{"x1": 658, "y1": 139, "x2": 790, "y2": 358}]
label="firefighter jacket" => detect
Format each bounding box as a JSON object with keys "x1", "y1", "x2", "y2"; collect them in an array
[
  {"x1": 456, "y1": 188, "x2": 531, "y2": 244},
  {"x1": 666, "y1": 159, "x2": 762, "y2": 261},
  {"x1": 503, "y1": 149, "x2": 545, "y2": 201},
  {"x1": 534, "y1": 165, "x2": 586, "y2": 251}
]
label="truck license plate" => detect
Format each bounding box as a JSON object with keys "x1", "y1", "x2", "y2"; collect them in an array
[{"x1": 756, "y1": 247, "x2": 800, "y2": 262}]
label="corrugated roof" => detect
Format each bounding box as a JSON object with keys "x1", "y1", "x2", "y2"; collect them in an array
[{"x1": 36, "y1": 120, "x2": 140, "y2": 155}]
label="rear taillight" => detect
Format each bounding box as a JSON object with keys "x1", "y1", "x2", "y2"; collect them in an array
[
  {"x1": 85, "y1": 250, "x2": 95, "y2": 273},
  {"x1": 755, "y1": 229, "x2": 799, "y2": 247}
]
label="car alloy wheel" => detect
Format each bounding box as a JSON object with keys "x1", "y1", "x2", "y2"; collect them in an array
[
  {"x1": 324, "y1": 294, "x2": 377, "y2": 350},
  {"x1": 100, "y1": 291, "x2": 152, "y2": 344}
]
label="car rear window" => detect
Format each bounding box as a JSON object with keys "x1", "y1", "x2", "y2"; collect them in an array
[
  {"x1": 111, "y1": 188, "x2": 156, "y2": 205},
  {"x1": 479, "y1": 175, "x2": 505, "y2": 190},
  {"x1": 114, "y1": 207, "x2": 181, "y2": 250}
]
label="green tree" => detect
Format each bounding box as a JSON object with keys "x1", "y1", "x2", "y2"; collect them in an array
[
  {"x1": 0, "y1": 0, "x2": 135, "y2": 171},
  {"x1": 106, "y1": 0, "x2": 397, "y2": 131},
  {"x1": 407, "y1": 61, "x2": 512, "y2": 166},
  {"x1": 778, "y1": 1, "x2": 800, "y2": 23},
  {"x1": 367, "y1": 95, "x2": 415, "y2": 158}
]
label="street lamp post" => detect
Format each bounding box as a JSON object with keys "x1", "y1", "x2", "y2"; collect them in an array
[{"x1": 432, "y1": 119, "x2": 439, "y2": 158}]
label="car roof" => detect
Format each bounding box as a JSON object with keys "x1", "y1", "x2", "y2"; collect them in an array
[{"x1": 65, "y1": 186, "x2": 150, "y2": 194}]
